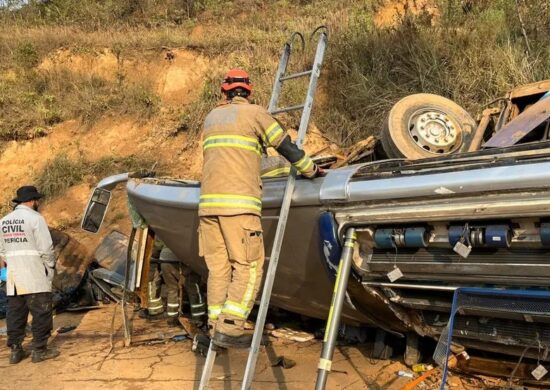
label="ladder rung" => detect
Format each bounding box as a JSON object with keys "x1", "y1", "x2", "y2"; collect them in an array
[
  {"x1": 271, "y1": 104, "x2": 305, "y2": 115},
  {"x1": 261, "y1": 216, "x2": 280, "y2": 220},
  {"x1": 279, "y1": 70, "x2": 312, "y2": 81}
]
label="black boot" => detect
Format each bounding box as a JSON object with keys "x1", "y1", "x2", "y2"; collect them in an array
[
  {"x1": 212, "y1": 331, "x2": 252, "y2": 349},
  {"x1": 166, "y1": 316, "x2": 183, "y2": 328},
  {"x1": 31, "y1": 347, "x2": 60, "y2": 363},
  {"x1": 9, "y1": 344, "x2": 30, "y2": 364},
  {"x1": 192, "y1": 333, "x2": 225, "y2": 355}
]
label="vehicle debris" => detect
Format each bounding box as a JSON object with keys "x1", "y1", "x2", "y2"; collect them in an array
[
  {"x1": 271, "y1": 327, "x2": 315, "y2": 343},
  {"x1": 271, "y1": 356, "x2": 296, "y2": 369},
  {"x1": 397, "y1": 370, "x2": 414, "y2": 378}
]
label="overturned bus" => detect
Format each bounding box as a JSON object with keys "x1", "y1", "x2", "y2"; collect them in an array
[{"x1": 81, "y1": 83, "x2": 550, "y2": 379}]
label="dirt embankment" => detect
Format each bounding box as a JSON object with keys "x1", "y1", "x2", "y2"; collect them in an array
[{"x1": 1, "y1": 46, "x2": 336, "y2": 255}]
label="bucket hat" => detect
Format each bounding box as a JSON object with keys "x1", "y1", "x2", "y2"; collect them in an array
[{"x1": 12, "y1": 186, "x2": 44, "y2": 203}]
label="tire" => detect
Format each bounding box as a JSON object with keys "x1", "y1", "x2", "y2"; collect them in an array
[{"x1": 381, "y1": 93, "x2": 476, "y2": 160}]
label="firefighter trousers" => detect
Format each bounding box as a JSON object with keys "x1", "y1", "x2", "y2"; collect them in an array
[
  {"x1": 199, "y1": 215, "x2": 264, "y2": 336},
  {"x1": 160, "y1": 262, "x2": 206, "y2": 320},
  {"x1": 161, "y1": 262, "x2": 180, "y2": 317},
  {"x1": 147, "y1": 266, "x2": 163, "y2": 315},
  {"x1": 7, "y1": 292, "x2": 53, "y2": 350},
  {"x1": 182, "y1": 268, "x2": 206, "y2": 321}
]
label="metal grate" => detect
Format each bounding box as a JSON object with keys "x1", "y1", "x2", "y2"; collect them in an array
[{"x1": 433, "y1": 288, "x2": 550, "y2": 389}]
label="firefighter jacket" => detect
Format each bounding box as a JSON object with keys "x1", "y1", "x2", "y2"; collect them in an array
[
  {"x1": 0, "y1": 205, "x2": 55, "y2": 296},
  {"x1": 199, "y1": 97, "x2": 316, "y2": 217}
]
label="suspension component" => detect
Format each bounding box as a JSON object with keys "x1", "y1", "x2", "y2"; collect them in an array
[{"x1": 374, "y1": 227, "x2": 429, "y2": 249}]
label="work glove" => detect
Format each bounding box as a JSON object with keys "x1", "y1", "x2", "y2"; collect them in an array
[{"x1": 304, "y1": 164, "x2": 325, "y2": 179}]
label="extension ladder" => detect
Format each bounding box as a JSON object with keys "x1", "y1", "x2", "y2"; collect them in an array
[{"x1": 198, "y1": 28, "x2": 328, "y2": 390}]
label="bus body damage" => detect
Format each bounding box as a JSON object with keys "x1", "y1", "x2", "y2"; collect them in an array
[
  {"x1": 328, "y1": 146, "x2": 550, "y2": 361},
  {"x1": 82, "y1": 142, "x2": 550, "y2": 363}
]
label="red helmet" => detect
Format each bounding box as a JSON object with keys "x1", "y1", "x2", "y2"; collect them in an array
[{"x1": 221, "y1": 69, "x2": 253, "y2": 94}]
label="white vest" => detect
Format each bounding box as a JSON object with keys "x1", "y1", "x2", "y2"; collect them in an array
[{"x1": 0, "y1": 205, "x2": 55, "y2": 295}]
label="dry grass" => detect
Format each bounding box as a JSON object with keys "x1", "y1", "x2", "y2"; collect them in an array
[
  {"x1": 317, "y1": 1, "x2": 550, "y2": 145},
  {"x1": 1, "y1": 0, "x2": 550, "y2": 146},
  {"x1": 0, "y1": 46, "x2": 160, "y2": 139},
  {"x1": 35, "y1": 155, "x2": 160, "y2": 199}
]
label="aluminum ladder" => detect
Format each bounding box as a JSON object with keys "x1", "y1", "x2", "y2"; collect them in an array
[{"x1": 198, "y1": 28, "x2": 328, "y2": 390}]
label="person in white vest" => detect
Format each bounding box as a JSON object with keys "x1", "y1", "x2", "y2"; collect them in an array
[{"x1": 0, "y1": 186, "x2": 59, "y2": 364}]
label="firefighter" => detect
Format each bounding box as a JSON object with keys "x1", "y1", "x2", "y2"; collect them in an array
[
  {"x1": 143, "y1": 240, "x2": 164, "y2": 319},
  {"x1": 199, "y1": 69, "x2": 322, "y2": 348},
  {"x1": 0, "y1": 186, "x2": 59, "y2": 364},
  {"x1": 159, "y1": 244, "x2": 206, "y2": 327},
  {"x1": 142, "y1": 239, "x2": 206, "y2": 328}
]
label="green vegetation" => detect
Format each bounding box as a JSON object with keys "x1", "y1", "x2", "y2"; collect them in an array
[
  {"x1": 35, "y1": 155, "x2": 159, "y2": 199},
  {"x1": 0, "y1": 48, "x2": 159, "y2": 140},
  {"x1": 1, "y1": 0, "x2": 549, "y2": 145}
]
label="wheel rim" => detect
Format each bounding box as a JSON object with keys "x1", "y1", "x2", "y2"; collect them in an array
[{"x1": 407, "y1": 108, "x2": 462, "y2": 155}]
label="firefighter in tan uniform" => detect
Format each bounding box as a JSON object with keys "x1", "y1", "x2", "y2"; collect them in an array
[{"x1": 198, "y1": 69, "x2": 321, "y2": 348}]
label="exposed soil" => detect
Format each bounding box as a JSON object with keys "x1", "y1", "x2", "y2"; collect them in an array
[
  {"x1": 0, "y1": 40, "x2": 340, "y2": 258},
  {"x1": 40, "y1": 48, "x2": 209, "y2": 107},
  {"x1": 373, "y1": 0, "x2": 440, "y2": 28}
]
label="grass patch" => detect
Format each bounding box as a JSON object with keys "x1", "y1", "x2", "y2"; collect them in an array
[
  {"x1": 35, "y1": 155, "x2": 160, "y2": 199},
  {"x1": 0, "y1": 63, "x2": 159, "y2": 140},
  {"x1": 35, "y1": 155, "x2": 88, "y2": 199}
]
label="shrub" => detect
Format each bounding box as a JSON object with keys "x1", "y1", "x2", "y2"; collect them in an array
[
  {"x1": 35, "y1": 154, "x2": 160, "y2": 199},
  {"x1": 15, "y1": 42, "x2": 39, "y2": 69},
  {"x1": 35, "y1": 155, "x2": 88, "y2": 199}
]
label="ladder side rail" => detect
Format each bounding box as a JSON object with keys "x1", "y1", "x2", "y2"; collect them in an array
[
  {"x1": 241, "y1": 32, "x2": 328, "y2": 390},
  {"x1": 268, "y1": 43, "x2": 291, "y2": 113},
  {"x1": 198, "y1": 344, "x2": 217, "y2": 390},
  {"x1": 296, "y1": 32, "x2": 327, "y2": 148}
]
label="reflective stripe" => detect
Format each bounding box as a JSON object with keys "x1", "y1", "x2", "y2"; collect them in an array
[
  {"x1": 149, "y1": 297, "x2": 161, "y2": 303},
  {"x1": 191, "y1": 303, "x2": 206, "y2": 308},
  {"x1": 265, "y1": 122, "x2": 284, "y2": 145},
  {"x1": 167, "y1": 312, "x2": 179, "y2": 317},
  {"x1": 199, "y1": 194, "x2": 262, "y2": 212},
  {"x1": 208, "y1": 305, "x2": 222, "y2": 320},
  {"x1": 192, "y1": 311, "x2": 206, "y2": 317},
  {"x1": 221, "y1": 261, "x2": 258, "y2": 319},
  {"x1": 222, "y1": 301, "x2": 249, "y2": 319},
  {"x1": 148, "y1": 304, "x2": 164, "y2": 310},
  {"x1": 293, "y1": 155, "x2": 313, "y2": 172},
  {"x1": 241, "y1": 261, "x2": 257, "y2": 310},
  {"x1": 203, "y1": 135, "x2": 261, "y2": 156},
  {"x1": 262, "y1": 167, "x2": 290, "y2": 178},
  {"x1": 167, "y1": 303, "x2": 179, "y2": 307},
  {"x1": 6, "y1": 250, "x2": 41, "y2": 257},
  {"x1": 318, "y1": 358, "x2": 332, "y2": 371}
]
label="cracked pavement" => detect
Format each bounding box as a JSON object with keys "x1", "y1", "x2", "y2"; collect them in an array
[{"x1": 0, "y1": 306, "x2": 455, "y2": 389}]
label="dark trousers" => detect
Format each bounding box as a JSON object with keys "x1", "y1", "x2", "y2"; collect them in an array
[{"x1": 7, "y1": 292, "x2": 53, "y2": 349}]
